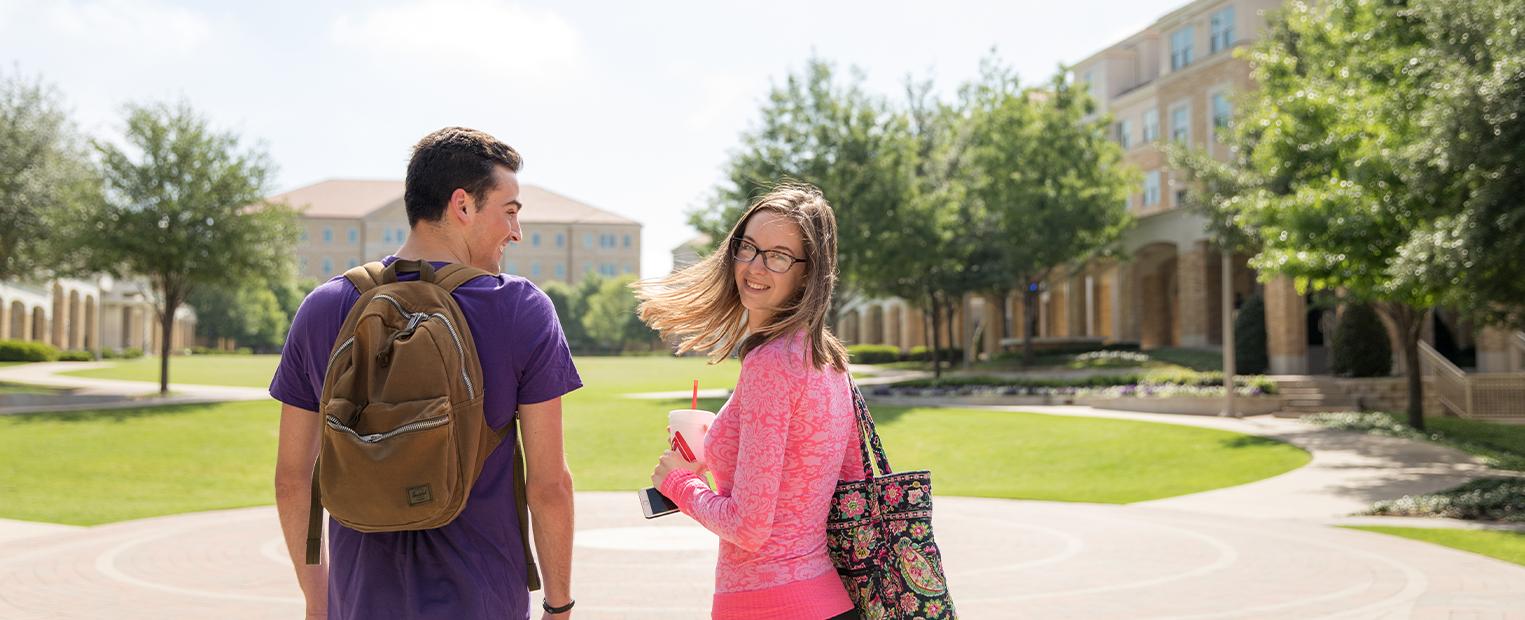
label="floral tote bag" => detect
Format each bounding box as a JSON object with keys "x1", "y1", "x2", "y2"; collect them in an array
[{"x1": 826, "y1": 380, "x2": 956, "y2": 619}]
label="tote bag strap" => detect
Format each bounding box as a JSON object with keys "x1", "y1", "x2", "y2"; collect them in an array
[{"x1": 847, "y1": 379, "x2": 893, "y2": 479}]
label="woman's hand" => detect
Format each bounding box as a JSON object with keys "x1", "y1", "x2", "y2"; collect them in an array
[{"x1": 651, "y1": 450, "x2": 704, "y2": 488}]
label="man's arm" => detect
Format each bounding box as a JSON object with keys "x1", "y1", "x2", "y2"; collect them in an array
[
  {"x1": 519, "y1": 397, "x2": 575, "y2": 617},
  {"x1": 274, "y1": 403, "x2": 328, "y2": 618}
]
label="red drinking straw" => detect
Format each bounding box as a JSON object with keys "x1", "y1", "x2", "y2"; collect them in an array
[{"x1": 691, "y1": 379, "x2": 699, "y2": 410}]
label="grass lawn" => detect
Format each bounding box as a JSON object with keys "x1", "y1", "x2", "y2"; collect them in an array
[
  {"x1": 0, "y1": 382, "x2": 63, "y2": 395},
  {"x1": 0, "y1": 400, "x2": 280, "y2": 525},
  {"x1": 3, "y1": 356, "x2": 1310, "y2": 524},
  {"x1": 1344, "y1": 526, "x2": 1525, "y2": 567}
]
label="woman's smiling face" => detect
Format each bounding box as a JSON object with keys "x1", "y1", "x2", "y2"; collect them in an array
[{"x1": 733, "y1": 209, "x2": 807, "y2": 331}]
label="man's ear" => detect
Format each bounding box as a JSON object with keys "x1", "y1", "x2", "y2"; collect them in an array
[{"x1": 449, "y1": 188, "x2": 472, "y2": 224}]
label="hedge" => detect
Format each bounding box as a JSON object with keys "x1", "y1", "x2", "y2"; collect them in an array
[{"x1": 0, "y1": 339, "x2": 59, "y2": 362}]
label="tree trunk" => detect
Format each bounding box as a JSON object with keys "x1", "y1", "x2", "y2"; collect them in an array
[
  {"x1": 928, "y1": 291, "x2": 943, "y2": 381},
  {"x1": 158, "y1": 299, "x2": 178, "y2": 396},
  {"x1": 1022, "y1": 288, "x2": 1038, "y2": 367},
  {"x1": 1379, "y1": 302, "x2": 1427, "y2": 432}
]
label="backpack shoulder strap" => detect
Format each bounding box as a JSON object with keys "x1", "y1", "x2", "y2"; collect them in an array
[
  {"x1": 343, "y1": 262, "x2": 387, "y2": 294},
  {"x1": 434, "y1": 263, "x2": 494, "y2": 293}
]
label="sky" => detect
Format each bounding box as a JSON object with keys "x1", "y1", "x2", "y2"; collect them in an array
[{"x1": 0, "y1": 0, "x2": 1189, "y2": 277}]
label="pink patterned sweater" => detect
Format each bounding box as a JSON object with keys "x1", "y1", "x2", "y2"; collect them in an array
[{"x1": 661, "y1": 331, "x2": 861, "y2": 620}]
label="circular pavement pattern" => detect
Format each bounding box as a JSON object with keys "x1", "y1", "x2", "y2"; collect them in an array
[{"x1": 2, "y1": 493, "x2": 1523, "y2": 619}]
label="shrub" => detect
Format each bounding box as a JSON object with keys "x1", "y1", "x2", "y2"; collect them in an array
[
  {"x1": 903, "y1": 346, "x2": 963, "y2": 362},
  {"x1": 846, "y1": 345, "x2": 901, "y2": 364},
  {"x1": 1234, "y1": 294, "x2": 1268, "y2": 374},
  {"x1": 189, "y1": 346, "x2": 254, "y2": 356},
  {"x1": 1365, "y1": 478, "x2": 1525, "y2": 522},
  {"x1": 101, "y1": 347, "x2": 144, "y2": 360},
  {"x1": 0, "y1": 339, "x2": 59, "y2": 362},
  {"x1": 56, "y1": 350, "x2": 94, "y2": 362},
  {"x1": 1331, "y1": 303, "x2": 1392, "y2": 377}
]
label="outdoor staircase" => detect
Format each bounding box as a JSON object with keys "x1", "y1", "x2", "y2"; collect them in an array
[{"x1": 1273, "y1": 376, "x2": 1356, "y2": 417}]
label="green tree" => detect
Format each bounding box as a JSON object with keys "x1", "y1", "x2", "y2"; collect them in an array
[
  {"x1": 1175, "y1": 0, "x2": 1446, "y2": 429},
  {"x1": 0, "y1": 70, "x2": 99, "y2": 281},
  {"x1": 188, "y1": 282, "x2": 289, "y2": 353},
  {"x1": 1397, "y1": 0, "x2": 1525, "y2": 329},
  {"x1": 541, "y1": 280, "x2": 588, "y2": 351},
  {"x1": 1234, "y1": 294, "x2": 1269, "y2": 375},
  {"x1": 1331, "y1": 302, "x2": 1393, "y2": 378},
  {"x1": 963, "y1": 61, "x2": 1134, "y2": 365},
  {"x1": 74, "y1": 101, "x2": 298, "y2": 393},
  {"x1": 691, "y1": 58, "x2": 906, "y2": 322},
  {"x1": 582, "y1": 275, "x2": 654, "y2": 353}
]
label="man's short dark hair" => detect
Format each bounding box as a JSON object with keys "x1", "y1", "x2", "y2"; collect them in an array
[{"x1": 404, "y1": 127, "x2": 523, "y2": 227}]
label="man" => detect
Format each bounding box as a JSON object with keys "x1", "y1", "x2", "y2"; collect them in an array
[{"x1": 271, "y1": 127, "x2": 580, "y2": 619}]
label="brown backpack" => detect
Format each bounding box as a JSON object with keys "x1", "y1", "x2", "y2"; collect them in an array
[{"x1": 305, "y1": 259, "x2": 539, "y2": 591}]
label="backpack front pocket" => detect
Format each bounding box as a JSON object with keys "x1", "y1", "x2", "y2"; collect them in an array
[{"x1": 320, "y1": 397, "x2": 461, "y2": 530}]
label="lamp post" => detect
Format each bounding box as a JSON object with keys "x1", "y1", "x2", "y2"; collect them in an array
[{"x1": 1221, "y1": 251, "x2": 1237, "y2": 417}]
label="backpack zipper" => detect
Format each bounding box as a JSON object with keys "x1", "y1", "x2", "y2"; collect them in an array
[
  {"x1": 370, "y1": 294, "x2": 476, "y2": 400},
  {"x1": 325, "y1": 414, "x2": 449, "y2": 443}
]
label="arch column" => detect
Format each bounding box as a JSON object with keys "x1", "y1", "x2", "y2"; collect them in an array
[
  {"x1": 51, "y1": 284, "x2": 67, "y2": 348},
  {"x1": 1177, "y1": 240, "x2": 1213, "y2": 348},
  {"x1": 1264, "y1": 275, "x2": 1309, "y2": 374}
]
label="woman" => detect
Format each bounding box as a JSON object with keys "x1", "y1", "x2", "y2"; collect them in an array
[{"x1": 640, "y1": 184, "x2": 860, "y2": 620}]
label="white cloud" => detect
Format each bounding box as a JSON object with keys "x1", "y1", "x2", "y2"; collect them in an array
[
  {"x1": 330, "y1": 0, "x2": 580, "y2": 80},
  {"x1": 0, "y1": 0, "x2": 213, "y2": 55}
]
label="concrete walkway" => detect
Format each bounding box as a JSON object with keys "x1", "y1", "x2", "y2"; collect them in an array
[
  {"x1": 0, "y1": 362, "x2": 268, "y2": 414},
  {"x1": 1, "y1": 365, "x2": 1522, "y2": 618}
]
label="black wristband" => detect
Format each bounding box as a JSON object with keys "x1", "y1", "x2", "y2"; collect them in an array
[{"x1": 542, "y1": 598, "x2": 575, "y2": 614}]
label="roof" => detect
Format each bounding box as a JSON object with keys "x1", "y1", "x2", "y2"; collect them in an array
[
  {"x1": 269, "y1": 179, "x2": 402, "y2": 219},
  {"x1": 269, "y1": 179, "x2": 640, "y2": 226}
]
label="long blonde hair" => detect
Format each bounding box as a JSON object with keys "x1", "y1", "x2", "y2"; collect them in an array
[{"x1": 635, "y1": 183, "x2": 849, "y2": 371}]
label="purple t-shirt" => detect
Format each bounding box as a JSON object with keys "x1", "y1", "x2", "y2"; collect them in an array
[{"x1": 269, "y1": 256, "x2": 581, "y2": 620}]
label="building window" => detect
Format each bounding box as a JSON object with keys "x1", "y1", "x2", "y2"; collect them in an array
[
  {"x1": 1211, "y1": 6, "x2": 1236, "y2": 54},
  {"x1": 1171, "y1": 104, "x2": 1190, "y2": 144},
  {"x1": 583, "y1": 234, "x2": 592, "y2": 249},
  {"x1": 1143, "y1": 171, "x2": 1161, "y2": 207},
  {"x1": 1117, "y1": 118, "x2": 1133, "y2": 149},
  {"x1": 396, "y1": 228, "x2": 405, "y2": 242},
  {"x1": 348, "y1": 228, "x2": 358, "y2": 243},
  {"x1": 300, "y1": 229, "x2": 308, "y2": 242},
  {"x1": 555, "y1": 233, "x2": 565, "y2": 247},
  {"x1": 555, "y1": 263, "x2": 565, "y2": 278},
  {"x1": 323, "y1": 228, "x2": 333, "y2": 243},
  {"x1": 1211, "y1": 92, "x2": 1232, "y2": 134},
  {"x1": 623, "y1": 235, "x2": 632, "y2": 248},
  {"x1": 623, "y1": 263, "x2": 633, "y2": 274},
  {"x1": 322, "y1": 258, "x2": 333, "y2": 274},
  {"x1": 383, "y1": 229, "x2": 393, "y2": 243},
  {"x1": 532, "y1": 262, "x2": 542, "y2": 277},
  {"x1": 532, "y1": 232, "x2": 541, "y2": 247},
  {"x1": 1170, "y1": 26, "x2": 1194, "y2": 71},
  {"x1": 1175, "y1": 188, "x2": 1189, "y2": 208},
  {"x1": 300, "y1": 257, "x2": 309, "y2": 271},
  {"x1": 1143, "y1": 109, "x2": 1159, "y2": 142}
]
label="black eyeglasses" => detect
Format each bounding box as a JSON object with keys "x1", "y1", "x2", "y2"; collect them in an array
[{"x1": 731, "y1": 237, "x2": 807, "y2": 273}]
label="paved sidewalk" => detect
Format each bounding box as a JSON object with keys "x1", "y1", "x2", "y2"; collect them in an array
[
  {"x1": 988, "y1": 406, "x2": 1513, "y2": 523},
  {"x1": 0, "y1": 362, "x2": 268, "y2": 414},
  {"x1": 1, "y1": 494, "x2": 1523, "y2": 619},
  {"x1": 2, "y1": 368, "x2": 1522, "y2": 618}
]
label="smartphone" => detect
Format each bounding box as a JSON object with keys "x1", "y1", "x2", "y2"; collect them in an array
[{"x1": 639, "y1": 487, "x2": 679, "y2": 519}]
